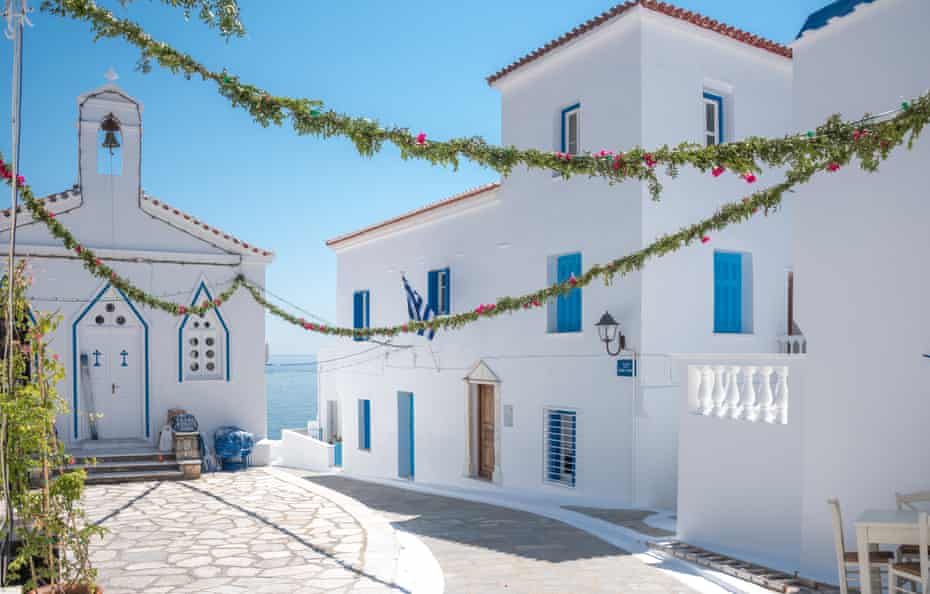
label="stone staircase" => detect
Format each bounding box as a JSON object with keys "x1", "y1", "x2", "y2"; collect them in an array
[{"x1": 65, "y1": 440, "x2": 199, "y2": 485}]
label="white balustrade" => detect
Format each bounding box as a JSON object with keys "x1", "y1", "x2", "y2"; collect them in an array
[
  {"x1": 712, "y1": 366, "x2": 728, "y2": 418},
  {"x1": 688, "y1": 361, "x2": 793, "y2": 424},
  {"x1": 777, "y1": 334, "x2": 807, "y2": 354}
]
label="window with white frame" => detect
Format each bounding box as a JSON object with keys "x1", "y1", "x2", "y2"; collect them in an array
[
  {"x1": 703, "y1": 92, "x2": 724, "y2": 146},
  {"x1": 561, "y1": 103, "x2": 581, "y2": 155},
  {"x1": 544, "y1": 408, "x2": 577, "y2": 487},
  {"x1": 428, "y1": 268, "x2": 450, "y2": 315}
]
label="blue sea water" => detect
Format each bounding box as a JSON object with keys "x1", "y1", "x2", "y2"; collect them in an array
[{"x1": 266, "y1": 354, "x2": 317, "y2": 440}]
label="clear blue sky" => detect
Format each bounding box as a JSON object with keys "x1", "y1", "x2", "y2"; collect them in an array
[{"x1": 0, "y1": 0, "x2": 826, "y2": 354}]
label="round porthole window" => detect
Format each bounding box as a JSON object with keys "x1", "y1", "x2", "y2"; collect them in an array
[
  {"x1": 204, "y1": 321, "x2": 211, "y2": 329},
  {"x1": 116, "y1": 315, "x2": 126, "y2": 325},
  {"x1": 190, "y1": 362, "x2": 199, "y2": 372},
  {"x1": 105, "y1": 303, "x2": 116, "y2": 313},
  {"x1": 205, "y1": 337, "x2": 215, "y2": 346},
  {"x1": 193, "y1": 321, "x2": 200, "y2": 329},
  {"x1": 94, "y1": 315, "x2": 105, "y2": 325},
  {"x1": 206, "y1": 362, "x2": 215, "y2": 371},
  {"x1": 206, "y1": 350, "x2": 215, "y2": 359},
  {"x1": 189, "y1": 337, "x2": 199, "y2": 346},
  {"x1": 190, "y1": 350, "x2": 199, "y2": 359}
]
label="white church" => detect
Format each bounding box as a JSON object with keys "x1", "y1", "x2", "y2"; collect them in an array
[{"x1": 1, "y1": 84, "x2": 271, "y2": 449}]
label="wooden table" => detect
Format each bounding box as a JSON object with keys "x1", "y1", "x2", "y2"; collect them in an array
[{"x1": 855, "y1": 509, "x2": 920, "y2": 594}]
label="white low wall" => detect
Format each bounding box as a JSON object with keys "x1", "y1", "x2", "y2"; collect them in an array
[
  {"x1": 676, "y1": 354, "x2": 806, "y2": 575},
  {"x1": 269, "y1": 430, "x2": 335, "y2": 471}
]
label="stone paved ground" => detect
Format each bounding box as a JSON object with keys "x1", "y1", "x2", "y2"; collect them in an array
[
  {"x1": 83, "y1": 469, "x2": 404, "y2": 594},
  {"x1": 288, "y1": 472, "x2": 699, "y2": 594},
  {"x1": 562, "y1": 506, "x2": 676, "y2": 538}
]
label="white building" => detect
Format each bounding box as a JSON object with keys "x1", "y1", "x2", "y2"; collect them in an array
[
  {"x1": 675, "y1": 0, "x2": 930, "y2": 583},
  {"x1": 314, "y1": 1, "x2": 794, "y2": 510},
  {"x1": 1, "y1": 84, "x2": 272, "y2": 447}
]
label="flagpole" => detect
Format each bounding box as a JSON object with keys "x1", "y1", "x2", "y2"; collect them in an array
[{"x1": 1, "y1": 1, "x2": 26, "y2": 582}]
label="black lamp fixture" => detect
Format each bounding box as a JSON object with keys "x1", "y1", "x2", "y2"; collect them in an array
[
  {"x1": 100, "y1": 113, "x2": 121, "y2": 154},
  {"x1": 595, "y1": 310, "x2": 626, "y2": 356}
]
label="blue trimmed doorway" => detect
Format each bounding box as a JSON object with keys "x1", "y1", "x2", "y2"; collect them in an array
[{"x1": 397, "y1": 392, "x2": 414, "y2": 479}]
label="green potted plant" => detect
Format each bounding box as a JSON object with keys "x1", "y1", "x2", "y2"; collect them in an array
[{"x1": 1, "y1": 263, "x2": 105, "y2": 593}]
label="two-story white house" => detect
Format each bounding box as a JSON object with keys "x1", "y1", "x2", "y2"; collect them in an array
[{"x1": 316, "y1": 0, "x2": 794, "y2": 509}]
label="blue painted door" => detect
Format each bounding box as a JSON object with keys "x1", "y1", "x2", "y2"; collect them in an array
[
  {"x1": 714, "y1": 252, "x2": 742, "y2": 333},
  {"x1": 397, "y1": 392, "x2": 414, "y2": 478},
  {"x1": 333, "y1": 441, "x2": 343, "y2": 467}
]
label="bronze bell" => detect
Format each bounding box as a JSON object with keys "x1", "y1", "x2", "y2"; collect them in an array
[
  {"x1": 101, "y1": 131, "x2": 120, "y2": 154},
  {"x1": 100, "y1": 114, "x2": 121, "y2": 154}
]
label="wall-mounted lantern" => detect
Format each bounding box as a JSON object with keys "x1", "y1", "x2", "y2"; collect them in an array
[{"x1": 595, "y1": 310, "x2": 626, "y2": 356}]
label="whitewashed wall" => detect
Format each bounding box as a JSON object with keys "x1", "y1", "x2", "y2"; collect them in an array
[
  {"x1": 318, "y1": 7, "x2": 793, "y2": 509},
  {"x1": 675, "y1": 0, "x2": 930, "y2": 583},
  {"x1": 676, "y1": 354, "x2": 805, "y2": 574},
  {"x1": 791, "y1": 0, "x2": 930, "y2": 582}
]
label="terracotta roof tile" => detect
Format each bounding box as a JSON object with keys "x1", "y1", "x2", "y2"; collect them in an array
[
  {"x1": 140, "y1": 193, "x2": 274, "y2": 259},
  {"x1": 486, "y1": 0, "x2": 791, "y2": 85},
  {"x1": 326, "y1": 182, "x2": 501, "y2": 247}
]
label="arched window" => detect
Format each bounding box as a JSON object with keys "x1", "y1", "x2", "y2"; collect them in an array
[
  {"x1": 96, "y1": 113, "x2": 123, "y2": 175},
  {"x1": 179, "y1": 282, "x2": 229, "y2": 382}
]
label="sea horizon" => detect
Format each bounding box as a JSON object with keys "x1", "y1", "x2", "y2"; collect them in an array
[{"x1": 266, "y1": 353, "x2": 318, "y2": 439}]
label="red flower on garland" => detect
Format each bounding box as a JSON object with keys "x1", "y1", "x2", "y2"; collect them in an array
[
  {"x1": 0, "y1": 167, "x2": 10, "y2": 179},
  {"x1": 74, "y1": 246, "x2": 82, "y2": 254},
  {"x1": 47, "y1": 211, "x2": 55, "y2": 219},
  {"x1": 701, "y1": 235, "x2": 711, "y2": 244},
  {"x1": 202, "y1": 300, "x2": 211, "y2": 309},
  {"x1": 319, "y1": 325, "x2": 326, "y2": 332},
  {"x1": 487, "y1": 304, "x2": 496, "y2": 311},
  {"x1": 569, "y1": 275, "x2": 578, "y2": 287},
  {"x1": 416, "y1": 133, "x2": 427, "y2": 145},
  {"x1": 68, "y1": 457, "x2": 76, "y2": 466},
  {"x1": 213, "y1": 298, "x2": 222, "y2": 306},
  {"x1": 712, "y1": 166, "x2": 725, "y2": 177},
  {"x1": 302, "y1": 322, "x2": 312, "y2": 330},
  {"x1": 309, "y1": 323, "x2": 317, "y2": 331},
  {"x1": 533, "y1": 299, "x2": 541, "y2": 308},
  {"x1": 827, "y1": 162, "x2": 840, "y2": 172},
  {"x1": 643, "y1": 153, "x2": 656, "y2": 168},
  {"x1": 16, "y1": 174, "x2": 24, "y2": 185},
  {"x1": 402, "y1": 324, "x2": 409, "y2": 332},
  {"x1": 475, "y1": 305, "x2": 485, "y2": 314},
  {"x1": 178, "y1": 306, "x2": 187, "y2": 315},
  {"x1": 612, "y1": 154, "x2": 624, "y2": 170},
  {"x1": 743, "y1": 173, "x2": 757, "y2": 184},
  {"x1": 94, "y1": 258, "x2": 102, "y2": 266}
]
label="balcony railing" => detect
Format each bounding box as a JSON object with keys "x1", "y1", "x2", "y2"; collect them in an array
[
  {"x1": 777, "y1": 333, "x2": 807, "y2": 354},
  {"x1": 687, "y1": 361, "x2": 793, "y2": 424}
]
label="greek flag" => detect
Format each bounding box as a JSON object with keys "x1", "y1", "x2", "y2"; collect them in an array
[{"x1": 403, "y1": 276, "x2": 436, "y2": 340}]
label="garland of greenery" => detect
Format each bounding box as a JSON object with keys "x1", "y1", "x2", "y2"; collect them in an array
[
  {"x1": 7, "y1": 87, "x2": 929, "y2": 339},
  {"x1": 39, "y1": 0, "x2": 918, "y2": 200}
]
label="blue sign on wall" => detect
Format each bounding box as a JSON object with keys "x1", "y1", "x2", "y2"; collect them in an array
[{"x1": 617, "y1": 358, "x2": 636, "y2": 377}]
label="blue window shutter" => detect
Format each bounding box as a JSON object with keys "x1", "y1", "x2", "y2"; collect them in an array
[
  {"x1": 714, "y1": 253, "x2": 742, "y2": 333},
  {"x1": 556, "y1": 253, "x2": 582, "y2": 332},
  {"x1": 353, "y1": 291, "x2": 367, "y2": 341},
  {"x1": 363, "y1": 400, "x2": 371, "y2": 449},
  {"x1": 442, "y1": 267, "x2": 451, "y2": 314},
  {"x1": 427, "y1": 270, "x2": 438, "y2": 313},
  {"x1": 364, "y1": 291, "x2": 370, "y2": 328}
]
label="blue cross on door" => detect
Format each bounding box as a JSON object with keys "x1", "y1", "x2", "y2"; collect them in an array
[
  {"x1": 92, "y1": 349, "x2": 102, "y2": 367},
  {"x1": 120, "y1": 350, "x2": 129, "y2": 367}
]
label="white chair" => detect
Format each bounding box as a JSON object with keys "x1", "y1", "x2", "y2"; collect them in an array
[
  {"x1": 888, "y1": 511, "x2": 929, "y2": 593},
  {"x1": 829, "y1": 498, "x2": 893, "y2": 594},
  {"x1": 896, "y1": 491, "x2": 930, "y2": 561}
]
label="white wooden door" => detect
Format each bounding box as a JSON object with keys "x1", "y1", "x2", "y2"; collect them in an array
[{"x1": 82, "y1": 326, "x2": 143, "y2": 439}]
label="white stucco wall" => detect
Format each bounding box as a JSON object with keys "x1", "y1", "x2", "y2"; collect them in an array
[
  {"x1": 316, "y1": 7, "x2": 793, "y2": 510},
  {"x1": 791, "y1": 0, "x2": 930, "y2": 582},
  {"x1": 1, "y1": 85, "x2": 269, "y2": 448},
  {"x1": 674, "y1": 0, "x2": 930, "y2": 583}
]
